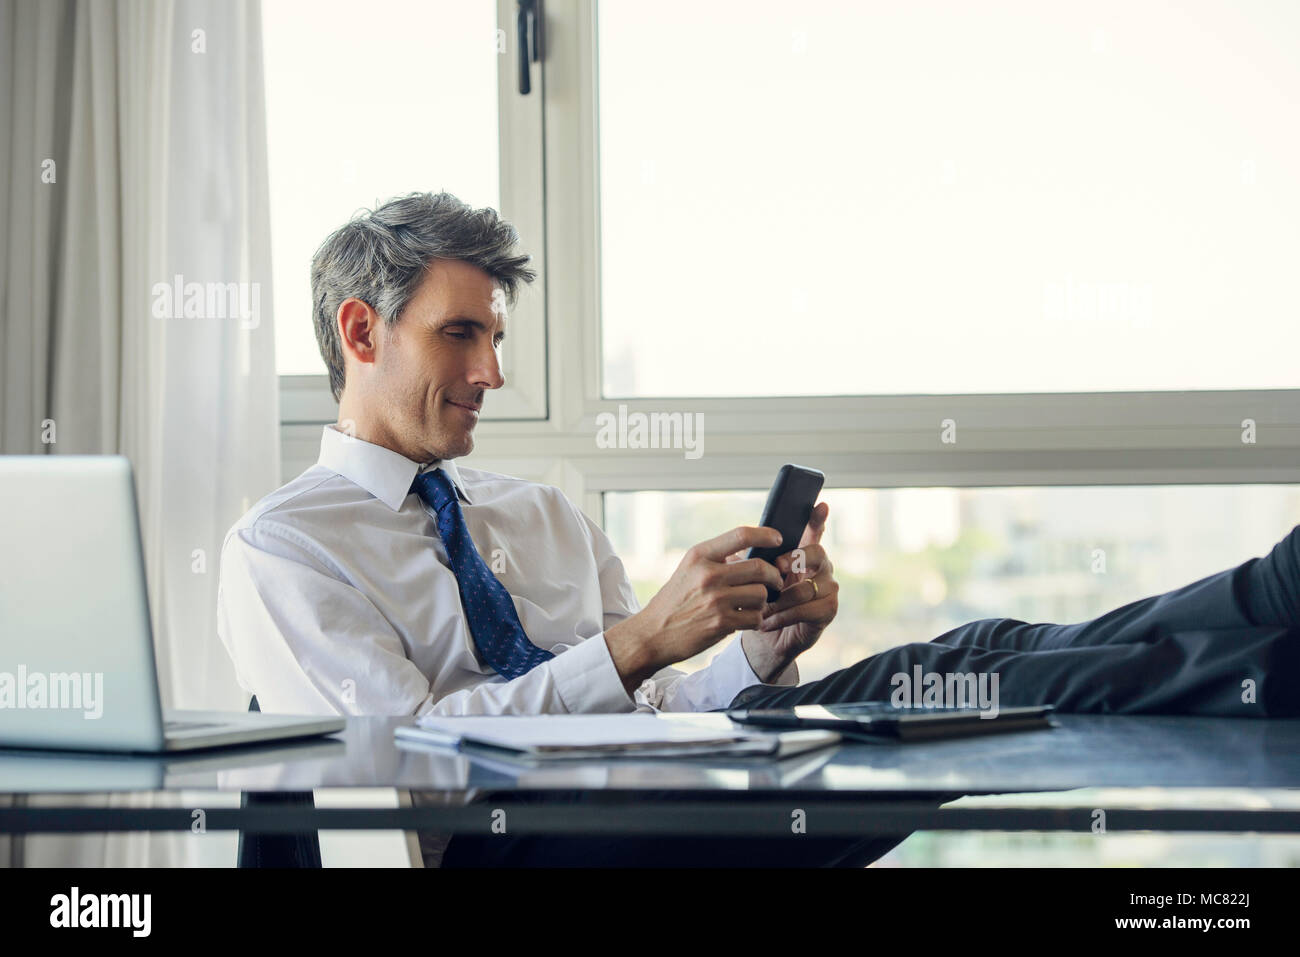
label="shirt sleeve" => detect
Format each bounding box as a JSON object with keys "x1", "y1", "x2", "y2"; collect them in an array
[
  {"x1": 576, "y1": 508, "x2": 801, "y2": 713},
  {"x1": 217, "y1": 521, "x2": 637, "y2": 717}
]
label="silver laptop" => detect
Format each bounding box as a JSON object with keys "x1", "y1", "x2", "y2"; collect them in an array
[{"x1": 0, "y1": 455, "x2": 344, "y2": 752}]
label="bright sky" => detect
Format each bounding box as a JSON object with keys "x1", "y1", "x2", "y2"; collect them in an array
[{"x1": 598, "y1": 0, "x2": 1300, "y2": 395}]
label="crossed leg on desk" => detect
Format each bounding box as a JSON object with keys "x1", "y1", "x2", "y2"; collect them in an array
[{"x1": 734, "y1": 523, "x2": 1300, "y2": 716}]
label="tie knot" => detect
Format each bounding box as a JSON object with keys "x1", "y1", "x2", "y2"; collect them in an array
[{"x1": 413, "y1": 467, "x2": 458, "y2": 513}]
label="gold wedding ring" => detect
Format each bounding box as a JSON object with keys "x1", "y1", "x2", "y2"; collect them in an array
[{"x1": 806, "y1": 577, "x2": 819, "y2": 599}]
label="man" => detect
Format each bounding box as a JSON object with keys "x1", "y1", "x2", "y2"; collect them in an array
[{"x1": 218, "y1": 192, "x2": 1300, "y2": 867}]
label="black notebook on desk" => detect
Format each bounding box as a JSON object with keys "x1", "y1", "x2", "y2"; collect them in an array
[{"x1": 727, "y1": 702, "x2": 1055, "y2": 742}]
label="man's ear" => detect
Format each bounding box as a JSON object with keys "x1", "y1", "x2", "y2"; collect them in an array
[{"x1": 337, "y1": 298, "x2": 382, "y2": 368}]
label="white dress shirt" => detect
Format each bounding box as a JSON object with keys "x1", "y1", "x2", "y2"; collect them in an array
[{"x1": 217, "y1": 425, "x2": 798, "y2": 717}]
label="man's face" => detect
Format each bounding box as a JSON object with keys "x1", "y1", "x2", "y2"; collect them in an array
[{"x1": 372, "y1": 258, "x2": 507, "y2": 462}]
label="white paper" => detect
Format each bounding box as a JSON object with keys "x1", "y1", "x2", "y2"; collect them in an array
[{"x1": 411, "y1": 713, "x2": 757, "y2": 753}]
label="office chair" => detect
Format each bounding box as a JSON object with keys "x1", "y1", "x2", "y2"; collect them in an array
[{"x1": 236, "y1": 695, "x2": 323, "y2": 868}]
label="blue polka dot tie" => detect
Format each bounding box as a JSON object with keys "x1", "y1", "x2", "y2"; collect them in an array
[{"x1": 413, "y1": 467, "x2": 554, "y2": 679}]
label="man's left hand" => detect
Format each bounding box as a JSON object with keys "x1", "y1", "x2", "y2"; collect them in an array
[{"x1": 736, "y1": 502, "x2": 839, "y2": 682}]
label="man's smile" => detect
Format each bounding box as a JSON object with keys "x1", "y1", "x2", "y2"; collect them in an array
[{"x1": 447, "y1": 397, "x2": 482, "y2": 418}]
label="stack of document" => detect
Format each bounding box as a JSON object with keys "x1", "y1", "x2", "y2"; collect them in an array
[{"x1": 395, "y1": 713, "x2": 839, "y2": 761}]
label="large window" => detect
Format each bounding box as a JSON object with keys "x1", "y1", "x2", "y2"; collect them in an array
[
  {"x1": 276, "y1": 0, "x2": 1300, "y2": 487},
  {"x1": 597, "y1": 1, "x2": 1300, "y2": 397}
]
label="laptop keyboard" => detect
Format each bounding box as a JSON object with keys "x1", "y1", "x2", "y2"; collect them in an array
[{"x1": 164, "y1": 720, "x2": 223, "y2": 732}]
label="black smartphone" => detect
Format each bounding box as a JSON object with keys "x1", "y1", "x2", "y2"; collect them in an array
[
  {"x1": 727, "y1": 703, "x2": 1056, "y2": 742},
  {"x1": 746, "y1": 464, "x2": 825, "y2": 602}
]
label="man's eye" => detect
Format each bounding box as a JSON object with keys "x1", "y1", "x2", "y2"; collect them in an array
[{"x1": 446, "y1": 329, "x2": 470, "y2": 340}]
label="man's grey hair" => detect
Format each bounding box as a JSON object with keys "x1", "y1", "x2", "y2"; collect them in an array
[{"x1": 310, "y1": 191, "x2": 537, "y2": 402}]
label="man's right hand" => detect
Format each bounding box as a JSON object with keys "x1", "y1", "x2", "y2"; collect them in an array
[{"x1": 604, "y1": 525, "x2": 785, "y2": 696}]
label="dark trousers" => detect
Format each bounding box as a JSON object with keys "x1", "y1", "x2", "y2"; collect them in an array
[{"x1": 442, "y1": 525, "x2": 1300, "y2": 867}]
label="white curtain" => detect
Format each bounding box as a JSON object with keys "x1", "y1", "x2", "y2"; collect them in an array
[{"x1": 1, "y1": 0, "x2": 279, "y2": 866}]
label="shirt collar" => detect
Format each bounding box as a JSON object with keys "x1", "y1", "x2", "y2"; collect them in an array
[{"x1": 317, "y1": 425, "x2": 470, "y2": 511}]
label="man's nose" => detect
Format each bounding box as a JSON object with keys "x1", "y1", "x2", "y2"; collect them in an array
[{"x1": 471, "y1": 341, "x2": 506, "y2": 390}]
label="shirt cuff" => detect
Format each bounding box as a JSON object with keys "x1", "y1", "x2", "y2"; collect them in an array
[
  {"x1": 710, "y1": 636, "x2": 800, "y2": 701},
  {"x1": 550, "y1": 632, "x2": 637, "y2": 714}
]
